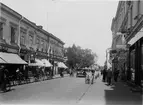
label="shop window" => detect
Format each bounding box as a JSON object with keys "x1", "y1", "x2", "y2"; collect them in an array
[
  {"x1": 130, "y1": 49, "x2": 135, "y2": 81},
  {"x1": 11, "y1": 26, "x2": 16, "y2": 43},
  {"x1": 141, "y1": 43, "x2": 143, "y2": 86},
  {"x1": 0, "y1": 22, "x2": 3, "y2": 39}
]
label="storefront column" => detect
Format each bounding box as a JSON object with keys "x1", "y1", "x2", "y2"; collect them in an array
[{"x1": 135, "y1": 40, "x2": 141, "y2": 86}]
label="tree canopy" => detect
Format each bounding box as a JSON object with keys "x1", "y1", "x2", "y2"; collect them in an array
[{"x1": 65, "y1": 44, "x2": 98, "y2": 69}]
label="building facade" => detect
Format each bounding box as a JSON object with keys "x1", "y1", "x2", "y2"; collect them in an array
[
  {"x1": 111, "y1": 0, "x2": 143, "y2": 87},
  {"x1": 0, "y1": 3, "x2": 65, "y2": 75},
  {"x1": 111, "y1": 1, "x2": 128, "y2": 81}
]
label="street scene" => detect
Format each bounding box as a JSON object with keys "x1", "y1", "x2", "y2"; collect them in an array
[
  {"x1": 0, "y1": 0, "x2": 143, "y2": 105},
  {"x1": 0, "y1": 74, "x2": 142, "y2": 105}
]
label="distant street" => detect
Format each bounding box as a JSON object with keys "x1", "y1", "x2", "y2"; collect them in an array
[{"x1": 0, "y1": 75, "x2": 142, "y2": 105}]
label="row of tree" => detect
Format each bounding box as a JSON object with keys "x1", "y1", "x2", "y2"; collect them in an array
[{"x1": 65, "y1": 44, "x2": 98, "y2": 69}]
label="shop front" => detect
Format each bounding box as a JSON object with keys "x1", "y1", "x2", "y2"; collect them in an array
[{"x1": 127, "y1": 36, "x2": 143, "y2": 87}]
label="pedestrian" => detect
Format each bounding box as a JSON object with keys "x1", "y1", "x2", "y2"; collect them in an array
[
  {"x1": 4, "y1": 68, "x2": 11, "y2": 91},
  {"x1": 0, "y1": 65, "x2": 5, "y2": 92},
  {"x1": 107, "y1": 67, "x2": 112, "y2": 86},
  {"x1": 102, "y1": 67, "x2": 107, "y2": 82},
  {"x1": 91, "y1": 70, "x2": 95, "y2": 84},
  {"x1": 114, "y1": 68, "x2": 119, "y2": 82}
]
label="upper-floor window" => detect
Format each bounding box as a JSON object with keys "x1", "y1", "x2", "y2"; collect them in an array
[
  {"x1": 29, "y1": 35, "x2": 33, "y2": 46},
  {"x1": 11, "y1": 26, "x2": 16, "y2": 43},
  {"x1": 0, "y1": 22, "x2": 3, "y2": 39},
  {"x1": 36, "y1": 37, "x2": 40, "y2": 49},
  {"x1": 20, "y1": 35, "x2": 25, "y2": 45},
  {"x1": 20, "y1": 28, "x2": 26, "y2": 45},
  {"x1": 36, "y1": 38, "x2": 40, "y2": 44},
  {"x1": 130, "y1": 6, "x2": 133, "y2": 26},
  {"x1": 41, "y1": 40, "x2": 44, "y2": 52},
  {"x1": 0, "y1": 17, "x2": 6, "y2": 40}
]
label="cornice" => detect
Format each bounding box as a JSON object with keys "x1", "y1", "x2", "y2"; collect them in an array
[
  {"x1": 1, "y1": 3, "x2": 21, "y2": 20},
  {"x1": 0, "y1": 16, "x2": 7, "y2": 24},
  {"x1": 1, "y1": 3, "x2": 65, "y2": 46},
  {"x1": 126, "y1": 15, "x2": 143, "y2": 43}
]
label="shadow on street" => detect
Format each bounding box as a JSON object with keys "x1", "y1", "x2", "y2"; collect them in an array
[{"x1": 104, "y1": 82, "x2": 142, "y2": 105}]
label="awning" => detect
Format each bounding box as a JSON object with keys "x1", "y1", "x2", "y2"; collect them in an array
[
  {"x1": 128, "y1": 28, "x2": 143, "y2": 46},
  {"x1": 29, "y1": 58, "x2": 44, "y2": 67},
  {"x1": 0, "y1": 52, "x2": 27, "y2": 64},
  {"x1": 41, "y1": 59, "x2": 52, "y2": 67},
  {"x1": 0, "y1": 58, "x2": 6, "y2": 64},
  {"x1": 58, "y1": 62, "x2": 68, "y2": 68}
]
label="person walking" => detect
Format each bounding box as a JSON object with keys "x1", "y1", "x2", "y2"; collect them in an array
[
  {"x1": 107, "y1": 67, "x2": 112, "y2": 86},
  {"x1": 102, "y1": 67, "x2": 107, "y2": 82},
  {"x1": 0, "y1": 65, "x2": 5, "y2": 92},
  {"x1": 114, "y1": 68, "x2": 119, "y2": 82}
]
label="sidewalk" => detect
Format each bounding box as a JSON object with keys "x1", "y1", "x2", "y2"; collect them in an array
[{"x1": 78, "y1": 76, "x2": 142, "y2": 105}]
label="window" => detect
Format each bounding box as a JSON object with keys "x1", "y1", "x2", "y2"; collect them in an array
[
  {"x1": 0, "y1": 22, "x2": 3, "y2": 39},
  {"x1": 29, "y1": 35, "x2": 33, "y2": 46},
  {"x1": 41, "y1": 40, "x2": 44, "y2": 52},
  {"x1": 130, "y1": 6, "x2": 133, "y2": 26},
  {"x1": 11, "y1": 26, "x2": 16, "y2": 43},
  {"x1": 36, "y1": 37, "x2": 40, "y2": 50},
  {"x1": 141, "y1": 41, "x2": 143, "y2": 86},
  {"x1": 130, "y1": 49, "x2": 135, "y2": 81},
  {"x1": 20, "y1": 35, "x2": 25, "y2": 45},
  {"x1": 36, "y1": 37, "x2": 40, "y2": 45}
]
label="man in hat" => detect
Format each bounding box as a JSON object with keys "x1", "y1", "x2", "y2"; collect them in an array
[{"x1": 107, "y1": 67, "x2": 113, "y2": 85}]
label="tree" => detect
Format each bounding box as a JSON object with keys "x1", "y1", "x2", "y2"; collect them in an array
[{"x1": 66, "y1": 44, "x2": 98, "y2": 69}]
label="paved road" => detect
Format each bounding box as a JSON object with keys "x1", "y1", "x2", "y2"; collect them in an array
[{"x1": 0, "y1": 75, "x2": 142, "y2": 105}]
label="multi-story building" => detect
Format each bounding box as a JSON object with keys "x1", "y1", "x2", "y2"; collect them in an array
[
  {"x1": 111, "y1": 0, "x2": 143, "y2": 87},
  {"x1": 111, "y1": 1, "x2": 128, "y2": 82},
  {"x1": 0, "y1": 3, "x2": 65, "y2": 75}
]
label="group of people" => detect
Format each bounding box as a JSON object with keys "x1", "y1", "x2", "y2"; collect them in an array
[
  {"x1": 101, "y1": 67, "x2": 119, "y2": 85},
  {"x1": 85, "y1": 70, "x2": 100, "y2": 84},
  {"x1": 0, "y1": 64, "x2": 54, "y2": 93}
]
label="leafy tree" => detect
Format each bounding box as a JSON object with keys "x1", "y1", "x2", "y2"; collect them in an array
[{"x1": 66, "y1": 44, "x2": 98, "y2": 69}]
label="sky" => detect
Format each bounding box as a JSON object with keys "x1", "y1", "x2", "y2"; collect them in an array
[{"x1": 1, "y1": 0, "x2": 118, "y2": 66}]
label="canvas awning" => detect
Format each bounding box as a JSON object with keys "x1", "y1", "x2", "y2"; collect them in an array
[
  {"x1": 29, "y1": 58, "x2": 44, "y2": 67},
  {"x1": 58, "y1": 62, "x2": 68, "y2": 68},
  {"x1": 0, "y1": 52, "x2": 27, "y2": 64},
  {"x1": 128, "y1": 28, "x2": 143, "y2": 46},
  {"x1": 41, "y1": 59, "x2": 52, "y2": 67},
  {"x1": 0, "y1": 58, "x2": 6, "y2": 64}
]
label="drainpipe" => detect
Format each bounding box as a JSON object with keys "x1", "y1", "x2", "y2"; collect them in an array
[{"x1": 18, "y1": 16, "x2": 24, "y2": 55}]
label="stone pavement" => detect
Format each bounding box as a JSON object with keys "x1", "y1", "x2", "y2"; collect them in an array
[{"x1": 78, "y1": 76, "x2": 143, "y2": 105}]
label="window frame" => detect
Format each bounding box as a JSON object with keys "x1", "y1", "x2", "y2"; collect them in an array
[{"x1": 0, "y1": 22, "x2": 3, "y2": 39}]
